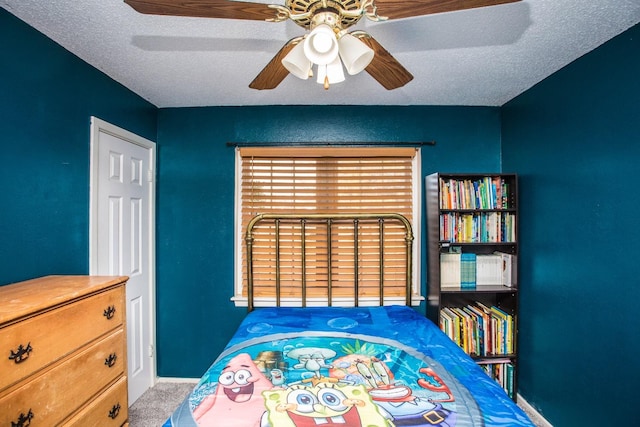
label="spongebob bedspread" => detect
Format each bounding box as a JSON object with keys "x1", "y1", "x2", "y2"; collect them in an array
[{"x1": 164, "y1": 305, "x2": 534, "y2": 427}]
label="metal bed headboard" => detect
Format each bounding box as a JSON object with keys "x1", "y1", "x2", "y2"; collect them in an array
[{"x1": 245, "y1": 213, "x2": 414, "y2": 312}]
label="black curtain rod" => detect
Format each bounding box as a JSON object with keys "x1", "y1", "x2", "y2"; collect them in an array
[{"x1": 226, "y1": 141, "x2": 436, "y2": 147}]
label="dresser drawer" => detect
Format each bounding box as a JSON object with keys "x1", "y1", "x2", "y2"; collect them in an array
[
  {"x1": 64, "y1": 375, "x2": 128, "y2": 426},
  {"x1": 0, "y1": 286, "x2": 124, "y2": 390},
  {"x1": 0, "y1": 328, "x2": 125, "y2": 426}
]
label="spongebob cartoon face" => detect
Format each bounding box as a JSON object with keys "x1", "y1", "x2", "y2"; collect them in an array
[{"x1": 262, "y1": 382, "x2": 391, "y2": 427}]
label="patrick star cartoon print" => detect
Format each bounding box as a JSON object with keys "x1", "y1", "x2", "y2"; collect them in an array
[{"x1": 193, "y1": 353, "x2": 273, "y2": 426}]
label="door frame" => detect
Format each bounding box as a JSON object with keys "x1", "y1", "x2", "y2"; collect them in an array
[{"x1": 89, "y1": 116, "x2": 158, "y2": 390}]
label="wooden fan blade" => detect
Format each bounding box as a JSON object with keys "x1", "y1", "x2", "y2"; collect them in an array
[
  {"x1": 353, "y1": 33, "x2": 413, "y2": 90},
  {"x1": 249, "y1": 38, "x2": 302, "y2": 90},
  {"x1": 374, "y1": 0, "x2": 521, "y2": 20},
  {"x1": 124, "y1": 0, "x2": 278, "y2": 21}
]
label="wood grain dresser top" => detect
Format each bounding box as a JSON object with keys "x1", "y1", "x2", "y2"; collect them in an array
[{"x1": 0, "y1": 275, "x2": 128, "y2": 324}]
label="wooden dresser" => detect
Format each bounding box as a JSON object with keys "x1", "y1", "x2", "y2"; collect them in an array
[{"x1": 0, "y1": 275, "x2": 129, "y2": 426}]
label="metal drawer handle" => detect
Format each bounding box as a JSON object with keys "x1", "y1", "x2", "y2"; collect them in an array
[
  {"x1": 104, "y1": 352, "x2": 118, "y2": 368},
  {"x1": 9, "y1": 343, "x2": 33, "y2": 364},
  {"x1": 11, "y1": 409, "x2": 34, "y2": 427},
  {"x1": 103, "y1": 305, "x2": 116, "y2": 320},
  {"x1": 108, "y1": 403, "x2": 121, "y2": 419}
]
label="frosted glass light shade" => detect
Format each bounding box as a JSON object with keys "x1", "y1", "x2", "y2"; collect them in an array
[
  {"x1": 282, "y1": 41, "x2": 312, "y2": 80},
  {"x1": 338, "y1": 33, "x2": 374, "y2": 75},
  {"x1": 316, "y1": 56, "x2": 345, "y2": 87},
  {"x1": 304, "y1": 24, "x2": 339, "y2": 65}
]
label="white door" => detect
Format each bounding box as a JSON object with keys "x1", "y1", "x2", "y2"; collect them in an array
[{"x1": 89, "y1": 117, "x2": 156, "y2": 405}]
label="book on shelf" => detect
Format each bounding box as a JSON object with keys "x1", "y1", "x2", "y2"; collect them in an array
[
  {"x1": 440, "y1": 307, "x2": 461, "y2": 346},
  {"x1": 440, "y1": 253, "x2": 461, "y2": 288},
  {"x1": 506, "y1": 363, "x2": 515, "y2": 398},
  {"x1": 496, "y1": 252, "x2": 516, "y2": 287},
  {"x1": 490, "y1": 305, "x2": 514, "y2": 354},
  {"x1": 460, "y1": 253, "x2": 477, "y2": 289},
  {"x1": 462, "y1": 305, "x2": 485, "y2": 356},
  {"x1": 476, "y1": 254, "x2": 503, "y2": 287},
  {"x1": 465, "y1": 304, "x2": 488, "y2": 356}
]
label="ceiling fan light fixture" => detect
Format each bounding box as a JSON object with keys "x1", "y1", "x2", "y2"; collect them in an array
[
  {"x1": 338, "y1": 33, "x2": 374, "y2": 75},
  {"x1": 303, "y1": 24, "x2": 339, "y2": 65},
  {"x1": 282, "y1": 41, "x2": 312, "y2": 80}
]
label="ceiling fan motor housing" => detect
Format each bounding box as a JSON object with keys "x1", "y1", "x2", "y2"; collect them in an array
[{"x1": 288, "y1": 0, "x2": 364, "y2": 29}]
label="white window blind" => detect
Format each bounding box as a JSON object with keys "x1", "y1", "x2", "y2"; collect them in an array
[{"x1": 236, "y1": 146, "x2": 419, "y2": 304}]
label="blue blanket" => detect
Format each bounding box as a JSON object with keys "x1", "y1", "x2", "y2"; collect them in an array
[{"x1": 165, "y1": 305, "x2": 534, "y2": 427}]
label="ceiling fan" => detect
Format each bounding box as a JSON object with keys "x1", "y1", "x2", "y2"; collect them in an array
[{"x1": 124, "y1": 0, "x2": 521, "y2": 90}]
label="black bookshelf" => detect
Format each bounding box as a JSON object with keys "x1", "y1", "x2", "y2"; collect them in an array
[{"x1": 426, "y1": 172, "x2": 519, "y2": 400}]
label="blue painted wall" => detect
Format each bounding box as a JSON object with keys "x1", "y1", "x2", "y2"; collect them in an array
[
  {"x1": 502, "y1": 23, "x2": 640, "y2": 426},
  {"x1": 155, "y1": 105, "x2": 502, "y2": 376},
  {"x1": 0, "y1": 9, "x2": 157, "y2": 285}
]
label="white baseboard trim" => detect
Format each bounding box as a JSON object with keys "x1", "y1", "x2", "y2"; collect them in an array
[
  {"x1": 156, "y1": 377, "x2": 199, "y2": 384},
  {"x1": 517, "y1": 393, "x2": 553, "y2": 427}
]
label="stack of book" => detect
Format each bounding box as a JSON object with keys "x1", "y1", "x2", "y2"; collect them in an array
[
  {"x1": 440, "y1": 252, "x2": 516, "y2": 289},
  {"x1": 439, "y1": 302, "x2": 514, "y2": 357},
  {"x1": 439, "y1": 176, "x2": 510, "y2": 210},
  {"x1": 440, "y1": 253, "x2": 462, "y2": 288},
  {"x1": 439, "y1": 211, "x2": 516, "y2": 243}
]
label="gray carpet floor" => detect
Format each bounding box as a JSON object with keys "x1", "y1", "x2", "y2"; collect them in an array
[{"x1": 129, "y1": 382, "x2": 195, "y2": 427}]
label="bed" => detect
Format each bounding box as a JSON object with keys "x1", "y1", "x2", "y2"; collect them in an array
[{"x1": 163, "y1": 214, "x2": 534, "y2": 427}]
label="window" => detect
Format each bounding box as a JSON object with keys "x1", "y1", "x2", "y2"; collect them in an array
[{"x1": 234, "y1": 146, "x2": 421, "y2": 306}]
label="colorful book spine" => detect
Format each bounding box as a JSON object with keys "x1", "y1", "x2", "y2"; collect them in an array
[
  {"x1": 460, "y1": 253, "x2": 477, "y2": 289},
  {"x1": 440, "y1": 303, "x2": 514, "y2": 356},
  {"x1": 440, "y1": 177, "x2": 511, "y2": 211},
  {"x1": 439, "y1": 212, "x2": 516, "y2": 243}
]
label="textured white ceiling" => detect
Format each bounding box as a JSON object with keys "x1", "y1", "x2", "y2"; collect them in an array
[{"x1": 2, "y1": 0, "x2": 639, "y2": 108}]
